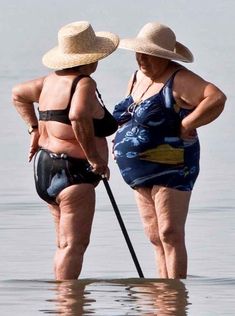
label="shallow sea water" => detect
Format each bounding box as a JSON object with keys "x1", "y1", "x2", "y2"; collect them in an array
[
  {"x1": 0, "y1": 277, "x2": 235, "y2": 315},
  {"x1": 0, "y1": 278, "x2": 235, "y2": 316},
  {"x1": 1, "y1": 0, "x2": 235, "y2": 315},
  {"x1": 0, "y1": 201, "x2": 235, "y2": 315}
]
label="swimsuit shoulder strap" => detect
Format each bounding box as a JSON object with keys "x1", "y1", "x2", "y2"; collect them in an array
[
  {"x1": 67, "y1": 74, "x2": 90, "y2": 108},
  {"x1": 162, "y1": 68, "x2": 183, "y2": 109},
  {"x1": 68, "y1": 75, "x2": 105, "y2": 108},
  {"x1": 165, "y1": 68, "x2": 183, "y2": 89},
  {"x1": 129, "y1": 70, "x2": 138, "y2": 95},
  {"x1": 95, "y1": 87, "x2": 105, "y2": 108}
]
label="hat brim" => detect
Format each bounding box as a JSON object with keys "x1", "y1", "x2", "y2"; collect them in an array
[
  {"x1": 119, "y1": 38, "x2": 194, "y2": 63},
  {"x1": 42, "y1": 31, "x2": 119, "y2": 70}
]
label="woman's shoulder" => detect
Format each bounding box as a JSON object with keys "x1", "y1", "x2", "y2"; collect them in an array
[
  {"x1": 75, "y1": 75, "x2": 96, "y2": 90},
  {"x1": 172, "y1": 66, "x2": 207, "y2": 86}
]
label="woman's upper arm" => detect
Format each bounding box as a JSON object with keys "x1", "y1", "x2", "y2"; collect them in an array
[
  {"x1": 12, "y1": 77, "x2": 45, "y2": 104},
  {"x1": 174, "y1": 70, "x2": 226, "y2": 109},
  {"x1": 69, "y1": 77, "x2": 96, "y2": 121}
]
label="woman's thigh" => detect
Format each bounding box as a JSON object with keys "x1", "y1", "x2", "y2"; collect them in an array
[
  {"x1": 56, "y1": 184, "x2": 96, "y2": 246},
  {"x1": 134, "y1": 187, "x2": 160, "y2": 240},
  {"x1": 48, "y1": 203, "x2": 60, "y2": 245},
  {"x1": 152, "y1": 186, "x2": 191, "y2": 233}
]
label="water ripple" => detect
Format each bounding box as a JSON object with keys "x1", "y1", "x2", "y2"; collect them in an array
[{"x1": 0, "y1": 277, "x2": 234, "y2": 315}]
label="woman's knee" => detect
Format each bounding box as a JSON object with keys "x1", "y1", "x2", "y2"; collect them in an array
[
  {"x1": 148, "y1": 231, "x2": 161, "y2": 247},
  {"x1": 159, "y1": 226, "x2": 185, "y2": 246},
  {"x1": 58, "y1": 237, "x2": 90, "y2": 255},
  {"x1": 143, "y1": 222, "x2": 161, "y2": 246}
]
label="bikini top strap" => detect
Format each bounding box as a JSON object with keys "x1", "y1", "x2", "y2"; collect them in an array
[
  {"x1": 95, "y1": 88, "x2": 106, "y2": 108},
  {"x1": 67, "y1": 74, "x2": 90, "y2": 107},
  {"x1": 69, "y1": 75, "x2": 105, "y2": 108},
  {"x1": 129, "y1": 70, "x2": 138, "y2": 95}
]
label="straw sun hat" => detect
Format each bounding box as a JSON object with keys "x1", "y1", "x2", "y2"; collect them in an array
[
  {"x1": 119, "y1": 22, "x2": 194, "y2": 63},
  {"x1": 42, "y1": 21, "x2": 119, "y2": 70}
]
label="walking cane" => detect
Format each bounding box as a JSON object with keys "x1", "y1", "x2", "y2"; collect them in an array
[{"x1": 102, "y1": 177, "x2": 144, "y2": 278}]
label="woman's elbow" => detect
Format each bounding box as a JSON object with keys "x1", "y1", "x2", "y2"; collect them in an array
[
  {"x1": 216, "y1": 90, "x2": 226, "y2": 114},
  {"x1": 11, "y1": 84, "x2": 23, "y2": 106},
  {"x1": 12, "y1": 85, "x2": 23, "y2": 105}
]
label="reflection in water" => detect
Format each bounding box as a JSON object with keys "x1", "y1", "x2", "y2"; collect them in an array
[
  {"x1": 127, "y1": 279, "x2": 189, "y2": 315},
  {"x1": 42, "y1": 278, "x2": 190, "y2": 315},
  {"x1": 46, "y1": 280, "x2": 94, "y2": 315}
]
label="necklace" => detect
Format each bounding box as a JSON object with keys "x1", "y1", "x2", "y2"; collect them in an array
[
  {"x1": 128, "y1": 79, "x2": 154, "y2": 115},
  {"x1": 132, "y1": 79, "x2": 154, "y2": 104}
]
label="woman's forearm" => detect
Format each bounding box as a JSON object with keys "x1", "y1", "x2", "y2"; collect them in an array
[
  {"x1": 181, "y1": 88, "x2": 226, "y2": 132},
  {"x1": 71, "y1": 118, "x2": 100, "y2": 161},
  {"x1": 12, "y1": 84, "x2": 39, "y2": 126}
]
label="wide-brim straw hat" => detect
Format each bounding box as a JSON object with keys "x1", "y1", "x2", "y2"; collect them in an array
[
  {"x1": 42, "y1": 21, "x2": 119, "y2": 70},
  {"x1": 119, "y1": 22, "x2": 194, "y2": 63}
]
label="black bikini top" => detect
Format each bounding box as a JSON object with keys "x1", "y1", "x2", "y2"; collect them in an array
[{"x1": 38, "y1": 75, "x2": 118, "y2": 137}]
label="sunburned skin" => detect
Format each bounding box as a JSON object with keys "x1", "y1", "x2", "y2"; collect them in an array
[{"x1": 12, "y1": 21, "x2": 119, "y2": 280}]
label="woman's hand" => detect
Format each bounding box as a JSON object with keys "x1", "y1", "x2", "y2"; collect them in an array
[
  {"x1": 28, "y1": 130, "x2": 40, "y2": 162},
  {"x1": 88, "y1": 156, "x2": 110, "y2": 180},
  {"x1": 180, "y1": 123, "x2": 197, "y2": 141}
]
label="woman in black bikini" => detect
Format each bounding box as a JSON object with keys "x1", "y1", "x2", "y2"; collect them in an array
[{"x1": 12, "y1": 21, "x2": 119, "y2": 280}]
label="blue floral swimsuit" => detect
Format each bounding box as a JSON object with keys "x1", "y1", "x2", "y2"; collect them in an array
[{"x1": 113, "y1": 70, "x2": 200, "y2": 191}]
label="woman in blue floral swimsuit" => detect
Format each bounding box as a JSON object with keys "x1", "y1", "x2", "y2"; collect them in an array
[{"x1": 113, "y1": 22, "x2": 226, "y2": 279}]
